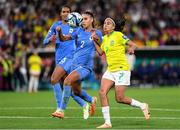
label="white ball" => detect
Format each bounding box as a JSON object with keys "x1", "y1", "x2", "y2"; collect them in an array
[{"x1": 67, "y1": 12, "x2": 83, "y2": 28}]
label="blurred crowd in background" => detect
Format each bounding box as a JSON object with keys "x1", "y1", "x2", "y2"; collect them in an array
[{"x1": 0, "y1": 0, "x2": 180, "y2": 91}]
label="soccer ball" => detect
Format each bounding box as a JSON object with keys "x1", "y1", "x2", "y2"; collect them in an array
[{"x1": 67, "y1": 12, "x2": 83, "y2": 28}]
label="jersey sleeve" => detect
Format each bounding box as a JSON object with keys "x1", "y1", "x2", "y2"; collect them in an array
[
  {"x1": 43, "y1": 22, "x2": 57, "y2": 46},
  {"x1": 118, "y1": 32, "x2": 130, "y2": 45}
]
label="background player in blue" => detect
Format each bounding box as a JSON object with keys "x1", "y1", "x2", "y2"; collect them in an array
[
  {"x1": 43, "y1": 5, "x2": 89, "y2": 119},
  {"x1": 56, "y1": 11, "x2": 103, "y2": 118}
]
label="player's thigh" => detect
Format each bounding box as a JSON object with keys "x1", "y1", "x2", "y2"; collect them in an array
[
  {"x1": 100, "y1": 71, "x2": 115, "y2": 95},
  {"x1": 66, "y1": 66, "x2": 90, "y2": 81},
  {"x1": 75, "y1": 66, "x2": 91, "y2": 81},
  {"x1": 100, "y1": 78, "x2": 114, "y2": 95},
  {"x1": 51, "y1": 65, "x2": 66, "y2": 81},
  {"x1": 64, "y1": 70, "x2": 81, "y2": 84},
  {"x1": 52, "y1": 56, "x2": 72, "y2": 81},
  {"x1": 57, "y1": 57, "x2": 72, "y2": 74},
  {"x1": 65, "y1": 66, "x2": 90, "y2": 84}
]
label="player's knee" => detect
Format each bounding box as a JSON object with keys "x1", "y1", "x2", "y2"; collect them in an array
[
  {"x1": 116, "y1": 95, "x2": 125, "y2": 103},
  {"x1": 64, "y1": 77, "x2": 72, "y2": 86},
  {"x1": 51, "y1": 76, "x2": 57, "y2": 85},
  {"x1": 99, "y1": 89, "x2": 107, "y2": 97}
]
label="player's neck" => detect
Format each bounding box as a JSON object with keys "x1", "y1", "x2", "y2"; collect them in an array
[
  {"x1": 107, "y1": 30, "x2": 114, "y2": 36},
  {"x1": 85, "y1": 26, "x2": 93, "y2": 32}
]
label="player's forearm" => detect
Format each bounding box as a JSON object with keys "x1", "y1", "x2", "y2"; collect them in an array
[
  {"x1": 92, "y1": 33, "x2": 101, "y2": 46},
  {"x1": 43, "y1": 37, "x2": 51, "y2": 46},
  {"x1": 57, "y1": 31, "x2": 72, "y2": 42},
  {"x1": 43, "y1": 32, "x2": 52, "y2": 45},
  {"x1": 43, "y1": 27, "x2": 55, "y2": 46},
  {"x1": 127, "y1": 40, "x2": 137, "y2": 50},
  {"x1": 94, "y1": 42, "x2": 103, "y2": 56},
  {"x1": 43, "y1": 36, "x2": 56, "y2": 48},
  {"x1": 94, "y1": 38, "x2": 101, "y2": 46},
  {"x1": 57, "y1": 29, "x2": 65, "y2": 42}
]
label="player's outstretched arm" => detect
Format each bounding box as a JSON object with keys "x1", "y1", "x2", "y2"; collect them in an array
[
  {"x1": 45, "y1": 35, "x2": 56, "y2": 48},
  {"x1": 56, "y1": 26, "x2": 71, "y2": 42},
  {"x1": 127, "y1": 40, "x2": 137, "y2": 55},
  {"x1": 43, "y1": 23, "x2": 57, "y2": 46}
]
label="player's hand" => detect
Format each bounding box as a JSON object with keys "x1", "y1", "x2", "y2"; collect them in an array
[
  {"x1": 91, "y1": 32, "x2": 99, "y2": 42},
  {"x1": 50, "y1": 34, "x2": 56, "y2": 42},
  {"x1": 127, "y1": 47, "x2": 134, "y2": 55},
  {"x1": 56, "y1": 26, "x2": 61, "y2": 31}
]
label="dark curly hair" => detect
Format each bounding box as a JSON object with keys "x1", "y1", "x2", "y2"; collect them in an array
[{"x1": 114, "y1": 17, "x2": 126, "y2": 32}]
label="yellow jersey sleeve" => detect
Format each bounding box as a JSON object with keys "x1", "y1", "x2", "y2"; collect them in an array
[{"x1": 117, "y1": 32, "x2": 130, "y2": 45}]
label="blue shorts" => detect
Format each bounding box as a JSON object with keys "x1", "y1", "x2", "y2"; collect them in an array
[
  {"x1": 57, "y1": 57, "x2": 72, "y2": 74},
  {"x1": 71, "y1": 65, "x2": 92, "y2": 81}
]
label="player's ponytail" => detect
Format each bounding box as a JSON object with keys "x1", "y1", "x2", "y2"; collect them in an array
[{"x1": 114, "y1": 16, "x2": 126, "y2": 32}]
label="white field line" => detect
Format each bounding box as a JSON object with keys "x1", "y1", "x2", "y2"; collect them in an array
[
  {"x1": 2, "y1": 129, "x2": 180, "y2": 130},
  {"x1": 0, "y1": 116, "x2": 180, "y2": 120},
  {"x1": 0, "y1": 107, "x2": 180, "y2": 112}
]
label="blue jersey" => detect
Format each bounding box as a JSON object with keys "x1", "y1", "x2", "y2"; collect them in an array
[
  {"x1": 71, "y1": 27, "x2": 102, "y2": 69},
  {"x1": 43, "y1": 21, "x2": 76, "y2": 64}
]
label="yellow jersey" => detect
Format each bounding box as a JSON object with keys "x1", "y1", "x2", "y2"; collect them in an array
[
  {"x1": 28, "y1": 54, "x2": 42, "y2": 72},
  {"x1": 101, "y1": 31, "x2": 130, "y2": 72}
]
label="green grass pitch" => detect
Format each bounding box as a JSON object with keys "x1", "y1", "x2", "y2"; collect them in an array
[{"x1": 0, "y1": 87, "x2": 180, "y2": 129}]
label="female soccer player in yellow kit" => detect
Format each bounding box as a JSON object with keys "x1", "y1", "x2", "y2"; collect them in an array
[{"x1": 92, "y1": 17, "x2": 150, "y2": 128}]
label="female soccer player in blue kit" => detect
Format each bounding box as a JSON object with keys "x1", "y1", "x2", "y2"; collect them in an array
[
  {"x1": 55, "y1": 11, "x2": 102, "y2": 118},
  {"x1": 43, "y1": 6, "x2": 90, "y2": 119}
]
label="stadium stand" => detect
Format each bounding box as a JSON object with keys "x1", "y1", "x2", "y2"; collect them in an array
[{"x1": 0, "y1": 0, "x2": 179, "y2": 90}]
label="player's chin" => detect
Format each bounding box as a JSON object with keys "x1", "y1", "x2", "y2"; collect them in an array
[
  {"x1": 103, "y1": 29, "x2": 109, "y2": 33},
  {"x1": 82, "y1": 24, "x2": 86, "y2": 28}
]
